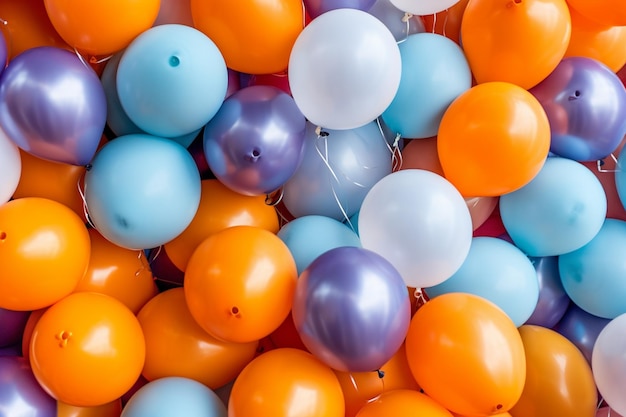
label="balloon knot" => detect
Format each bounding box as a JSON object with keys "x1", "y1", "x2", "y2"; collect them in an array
[
  {"x1": 55, "y1": 330, "x2": 72, "y2": 348},
  {"x1": 376, "y1": 369, "x2": 385, "y2": 379},
  {"x1": 85, "y1": 164, "x2": 92, "y2": 171},
  {"x1": 315, "y1": 126, "x2": 329, "y2": 137},
  {"x1": 401, "y1": 12, "x2": 413, "y2": 23}
]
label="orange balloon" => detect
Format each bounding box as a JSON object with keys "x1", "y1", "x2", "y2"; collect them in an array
[
  {"x1": 355, "y1": 389, "x2": 453, "y2": 417},
  {"x1": 0, "y1": 197, "x2": 91, "y2": 311},
  {"x1": 461, "y1": 0, "x2": 571, "y2": 89},
  {"x1": 454, "y1": 413, "x2": 512, "y2": 417},
  {"x1": 509, "y1": 325, "x2": 598, "y2": 417},
  {"x1": 405, "y1": 293, "x2": 526, "y2": 416},
  {"x1": 29, "y1": 292, "x2": 146, "y2": 407},
  {"x1": 422, "y1": 0, "x2": 469, "y2": 45},
  {"x1": 21, "y1": 308, "x2": 47, "y2": 361},
  {"x1": 137, "y1": 288, "x2": 258, "y2": 389},
  {"x1": 164, "y1": 179, "x2": 279, "y2": 272},
  {"x1": 437, "y1": 82, "x2": 551, "y2": 197},
  {"x1": 43, "y1": 0, "x2": 160, "y2": 56},
  {"x1": 566, "y1": 0, "x2": 626, "y2": 26},
  {"x1": 57, "y1": 399, "x2": 122, "y2": 417},
  {"x1": 190, "y1": 0, "x2": 304, "y2": 74},
  {"x1": 229, "y1": 348, "x2": 345, "y2": 417}
]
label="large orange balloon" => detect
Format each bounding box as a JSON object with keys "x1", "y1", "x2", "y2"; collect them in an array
[
  {"x1": 355, "y1": 390, "x2": 453, "y2": 417},
  {"x1": 437, "y1": 82, "x2": 551, "y2": 197},
  {"x1": 0, "y1": 197, "x2": 91, "y2": 311},
  {"x1": 509, "y1": 325, "x2": 597, "y2": 417},
  {"x1": 461, "y1": 0, "x2": 571, "y2": 90},
  {"x1": 229, "y1": 348, "x2": 345, "y2": 417},
  {"x1": 29, "y1": 292, "x2": 146, "y2": 407},
  {"x1": 405, "y1": 293, "x2": 526, "y2": 416},
  {"x1": 137, "y1": 288, "x2": 258, "y2": 389},
  {"x1": 184, "y1": 225, "x2": 297, "y2": 343},
  {"x1": 57, "y1": 399, "x2": 122, "y2": 417},
  {"x1": 566, "y1": 0, "x2": 626, "y2": 26},
  {"x1": 190, "y1": 0, "x2": 304, "y2": 74},
  {"x1": 164, "y1": 179, "x2": 279, "y2": 272}
]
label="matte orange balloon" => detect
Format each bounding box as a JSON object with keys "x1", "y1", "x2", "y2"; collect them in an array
[
  {"x1": 356, "y1": 390, "x2": 453, "y2": 417},
  {"x1": 0, "y1": 197, "x2": 91, "y2": 311},
  {"x1": 437, "y1": 82, "x2": 551, "y2": 197},
  {"x1": 422, "y1": 0, "x2": 469, "y2": 45},
  {"x1": 57, "y1": 399, "x2": 122, "y2": 417},
  {"x1": 566, "y1": 0, "x2": 626, "y2": 26},
  {"x1": 43, "y1": 0, "x2": 160, "y2": 56},
  {"x1": 405, "y1": 293, "x2": 526, "y2": 416},
  {"x1": 509, "y1": 325, "x2": 597, "y2": 417},
  {"x1": 461, "y1": 0, "x2": 571, "y2": 89},
  {"x1": 229, "y1": 348, "x2": 345, "y2": 417},
  {"x1": 190, "y1": 0, "x2": 304, "y2": 74},
  {"x1": 164, "y1": 179, "x2": 279, "y2": 272},
  {"x1": 29, "y1": 292, "x2": 146, "y2": 407},
  {"x1": 184, "y1": 225, "x2": 297, "y2": 343},
  {"x1": 137, "y1": 288, "x2": 258, "y2": 389}
]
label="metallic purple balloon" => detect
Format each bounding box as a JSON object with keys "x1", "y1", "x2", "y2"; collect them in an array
[
  {"x1": 0, "y1": 307, "x2": 30, "y2": 348},
  {"x1": 203, "y1": 85, "x2": 307, "y2": 196},
  {"x1": 292, "y1": 246, "x2": 411, "y2": 372},
  {"x1": 0, "y1": 356, "x2": 56, "y2": 417},
  {"x1": 0, "y1": 46, "x2": 107, "y2": 165},
  {"x1": 553, "y1": 303, "x2": 610, "y2": 364},
  {"x1": 530, "y1": 57, "x2": 626, "y2": 162},
  {"x1": 304, "y1": 0, "x2": 376, "y2": 19},
  {"x1": 525, "y1": 256, "x2": 571, "y2": 328}
]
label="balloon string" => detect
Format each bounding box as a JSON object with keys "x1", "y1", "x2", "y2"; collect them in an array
[
  {"x1": 398, "y1": 12, "x2": 413, "y2": 44},
  {"x1": 414, "y1": 288, "x2": 429, "y2": 308},
  {"x1": 89, "y1": 55, "x2": 113, "y2": 65},
  {"x1": 265, "y1": 187, "x2": 284, "y2": 206},
  {"x1": 596, "y1": 153, "x2": 621, "y2": 173},
  {"x1": 442, "y1": 9, "x2": 449, "y2": 38},
  {"x1": 375, "y1": 118, "x2": 403, "y2": 171},
  {"x1": 431, "y1": 12, "x2": 436, "y2": 34},
  {"x1": 77, "y1": 174, "x2": 97, "y2": 229},
  {"x1": 73, "y1": 47, "x2": 91, "y2": 70}
]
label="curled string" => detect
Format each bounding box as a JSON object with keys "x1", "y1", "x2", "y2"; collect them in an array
[
  {"x1": 77, "y1": 168, "x2": 97, "y2": 229},
  {"x1": 265, "y1": 187, "x2": 284, "y2": 207},
  {"x1": 73, "y1": 47, "x2": 91, "y2": 70},
  {"x1": 375, "y1": 118, "x2": 403, "y2": 171},
  {"x1": 597, "y1": 153, "x2": 621, "y2": 173},
  {"x1": 398, "y1": 12, "x2": 413, "y2": 44},
  {"x1": 347, "y1": 372, "x2": 386, "y2": 405},
  {"x1": 134, "y1": 249, "x2": 149, "y2": 277},
  {"x1": 414, "y1": 288, "x2": 429, "y2": 309}
]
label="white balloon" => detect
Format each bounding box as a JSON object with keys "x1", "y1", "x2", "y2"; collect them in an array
[
  {"x1": 358, "y1": 169, "x2": 472, "y2": 288},
  {"x1": 592, "y1": 313, "x2": 626, "y2": 416},
  {"x1": 288, "y1": 8, "x2": 401, "y2": 130},
  {"x1": 389, "y1": 0, "x2": 460, "y2": 16},
  {"x1": 0, "y1": 128, "x2": 21, "y2": 204}
]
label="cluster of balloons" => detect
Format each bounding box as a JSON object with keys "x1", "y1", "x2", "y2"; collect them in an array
[{"x1": 1, "y1": 0, "x2": 626, "y2": 417}]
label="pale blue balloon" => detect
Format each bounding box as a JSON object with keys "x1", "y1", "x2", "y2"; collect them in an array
[
  {"x1": 559, "y1": 219, "x2": 626, "y2": 319},
  {"x1": 381, "y1": 33, "x2": 471, "y2": 139},
  {"x1": 499, "y1": 157, "x2": 606, "y2": 257},
  {"x1": 425, "y1": 237, "x2": 539, "y2": 327},
  {"x1": 615, "y1": 148, "x2": 626, "y2": 209},
  {"x1": 277, "y1": 215, "x2": 361, "y2": 275},
  {"x1": 84, "y1": 134, "x2": 201, "y2": 250}
]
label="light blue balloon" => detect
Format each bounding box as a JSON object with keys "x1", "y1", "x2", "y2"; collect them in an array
[
  {"x1": 121, "y1": 377, "x2": 227, "y2": 417},
  {"x1": 425, "y1": 237, "x2": 539, "y2": 327},
  {"x1": 117, "y1": 24, "x2": 227, "y2": 138},
  {"x1": 277, "y1": 215, "x2": 361, "y2": 275},
  {"x1": 499, "y1": 156, "x2": 606, "y2": 257},
  {"x1": 85, "y1": 134, "x2": 201, "y2": 250},
  {"x1": 615, "y1": 149, "x2": 626, "y2": 209},
  {"x1": 559, "y1": 218, "x2": 626, "y2": 319},
  {"x1": 381, "y1": 33, "x2": 471, "y2": 139}
]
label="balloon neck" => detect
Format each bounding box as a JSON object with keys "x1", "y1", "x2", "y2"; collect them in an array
[
  {"x1": 56, "y1": 330, "x2": 72, "y2": 348},
  {"x1": 507, "y1": 0, "x2": 522, "y2": 7},
  {"x1": 246, "y1": 148, "x2": 262, "y2": 162},
  {"x1": 568, "y1": 90, "x2": 582, "y2": 101},
  {"x1": 230, "y1": 306, "x2": 242, "y2": 318}
]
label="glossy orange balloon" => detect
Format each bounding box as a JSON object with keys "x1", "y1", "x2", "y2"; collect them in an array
[
  {"x1": 137, "y1": 288, "x2": 258, "y2": 389},
  {"x1": 461, "y1": 0, "x2": 571, "y2": 90},
  {"x1": 43, "y1": 0, "x2": 160, "y2": 56},
  {"x1": 509, "y1": 325, "x2": 597, "y2": 417},
  {"x1": 57, "y1": 399, "x2": 122, "y2": 417},
  {"x1": 0, "y1": 197, "x2": 91, "y2": 311},
  {"x1": 164, "y1": 179, "x2": 279, "y2": 272},
  {"x1": 229, "y1": 348, "x2": 345, "y2": 417},
  {"x1": 566, "y1": 0, "x2": 626, "y2": 26},
  {"x1": 190, "y1": 0, "x2": 304, "y2": 74},
  {"x1": 422, "y1": 0, "x2": 469, "y2": 45},
  {"x1": 405, "y1": 293, "x2": 526, "y2": 416},
  {"x1": 29, "y1": 292, "x2": 146, "y2": 407},
  {"x1": 437, "y1": 82, "x2": 551, "y2": 197},
  {"x1": 356, "y1": 390, "x2": 453, "y2": 417},
  {"x1": 184, "y1": 225, "x2": 297, "y2": 343},
  {"x1": 21, "y1": 308, "x2": 47, "y2": 362}
]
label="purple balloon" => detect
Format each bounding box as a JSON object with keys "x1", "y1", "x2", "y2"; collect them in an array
[
  {"x1": 524, "y1": 256, "x2": 571, "y2": 328},
  {"x1": 0, "y1": 31, "x2": 6, "y2": 75},
  {"x1": 0, "y1": 344, "x2": 21, "y2": 357},
  {"x1": 203, "y1": 85, "x2": 307, "y2": 196},
  {"x1": 304, "y1": 0, "x2": 376, "y2": 19},
  {"x1": 0, "y1": 356, "x2": 56, "y2": 417},
  {"x1": 0, "y1": 46, "x2": 107, "y2": 166},
  {"x1": 530, "y1": 57, "x2": 626, "y2": 162},
  {"x1": 553, "y1": 303, "x2": 610, "y2": 364},
  {"x1": 0, "y1": 307, "x2": 30, "y2": 348},
  {"x1": 292, "y1": 246, "x2": 411, "y2": 372}
]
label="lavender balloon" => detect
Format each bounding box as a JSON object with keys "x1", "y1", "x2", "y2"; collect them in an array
[
  {"x1": 203, "y1": 85, "x2": 307, "y2": 196},
  {"x1": 525, "y1": 256, "x2": 570, "y2": 328},
  {"x1": 0, "y1": 46, "x2": 106, "y2": 165},
  {"x1": 0, "y1": 30, "x2": 6, "y2": 75},
  {"x1": 304, "y1": 0, "x2": 376, "y2": 19},
  {"x1": 292, "y1": 246, "x2": 411, "y2": 372},
  {"x1": 530, "y1": 57, "x2": 626, "y2": 162},
  {"x1": 0, "y1": 356, "x2": 56, "y2": 417},
  {"x1": 0, "y1": 307, "x2": 30, "y2": 347},
  {"x1": 554, "y1": 303, "x2": 610, "y2": 364}
]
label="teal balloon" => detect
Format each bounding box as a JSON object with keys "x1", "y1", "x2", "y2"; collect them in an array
[
  {"x1": 85, "y1": 134, "x2": 201, "y2": 250},
  {"x1": 381, "y1": 33, "x2": 471, "y2": 138},
  {"x1": 499, "y1": 157, "x2": 606, "y2": 257},
  {"x1": 425, "y1": 237, "x2": 539, "y2": 327},
  {"x1": 559, "y1": 219, "x2": 626, "y2": 319}
]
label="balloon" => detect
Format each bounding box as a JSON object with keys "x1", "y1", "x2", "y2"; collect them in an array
[
  {"x1": 121, "y1": 377, "x2": 227, "y2": 417},
  {"x1": 153, "y1": 0, "x2": 193, "y2": 26},
  {"x1": 190, "y1": 0, "x2": 303, "y2": 74},
  {"x1": 422, "y1": 0, "x2": 469, "y2": 45},
  {"x1": 21, "y1": 308, "x2": 46, "y2": 361},
  {"x1": 30, "y1": 292, "x2": 146, "y2": 407},
  {"x1": 524, "y1": 256, "x2": 570, "y2": 328},
  {"x1": 613, "y1": 143, "x2": 626, "y2": 209},
  {"x1": 553, "y1": 303, "x2": 610, "y2": 364},
  {"x1": 0, "y1": 343, "x2": 21, "y2": 357},
  {"x1": 229, "y1": 348, "x2": 345, "y2": 417},
  {"x1": 437, "y1": 81, "x2": 551, "y2": 197},
  {"x1": 406, "y1": 293, "x2": 526, "y2": 416},
  {"x1": 0, "y1": 197, "x2": 90, "y2": 311},
  {"x1": 0, "y1": 127, "x2": 20, "y2": 204},
  {"x1": 203, "y1": 85, "x2": 307, "y2": 196},
  {"x1": 566, "y1": 0, "x2": 626, "y2": 26},
  {"x1": 269, "y1": 313, "x2": 309, "y2": 351},
  {"x1": 597, "y1": 408, "x2": 625, "y2": 417},
  {"x1": 43, "y1": 0, "x2": 160, "y2": 56},
  {"x1": 184, "y1": 226, "x2": 298, "y2": 343},
  {"x1": 246, "y1": 72, "x2": 292, "y2": 95},
  {"x1": 0, "y1": 356, "x2": 56, "y2": 417},
  {"x1": 366, "y1": 0, "x2": 426, "y2": 42},
  {"x1": 593, "y1": 312, "x2": 626, "y2": 415},
  {"x1": 460, "y1": 0, "x2": 571, "y2": 90},
  {"x1": 58, "y1": 400, "x2": 123, "y2": 417},
  {"x1": 288, "y1": 8, "x2": 401, "y2": 130},
  {"x1": 84, "y1": 134, "x2": 201, "y2": 250},
  {"x1": 0, "y1": 46, "x2": 106, "y2": 165},
  {"x1": 304, "y1": 0, "x2": 376, "y2": 19},
  {"x1": 0, "y1": 307, "x2": 29, "y2": 347},
  {"x1": 356, "y1": 389, "x2": 453, "y2": 417},
  {"x1": 389, "y1": 0, "x2": 460, "y2": 15},
  {"x1": 499, "y1": 157, "x2": 606, "y2": 257},
  {"x1": 510, "y1": 325, "x2": 597, "y2": 417},
  {"x1": 359, "y1": 169, "x2": 473, "y2": 288}
]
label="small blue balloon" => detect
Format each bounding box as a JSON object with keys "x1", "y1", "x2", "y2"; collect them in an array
[{"x1": 425, "y1": 237, "x2": 539, "y2": 327}]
